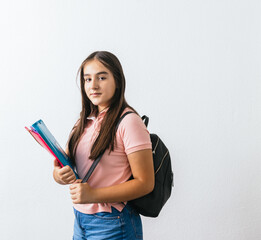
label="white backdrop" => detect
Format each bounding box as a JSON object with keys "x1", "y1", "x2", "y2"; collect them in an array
[{"x1": 0, "y1": 0, "x2": 261, "y2": 239}]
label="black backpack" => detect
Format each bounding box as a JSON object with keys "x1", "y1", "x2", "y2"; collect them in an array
[
  {"x1": 82, "y1": 112, "x2": 174, "y2": 218},
  {"x1": 128, "y1": 114, "x2": 173, "y2": 217}
]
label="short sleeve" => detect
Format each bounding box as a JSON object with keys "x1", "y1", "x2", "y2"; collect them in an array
[{"x1": 118, "y1": 113, "x2": 152, "y2": 155}]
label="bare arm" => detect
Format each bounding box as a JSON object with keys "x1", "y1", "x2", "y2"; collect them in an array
[{"x1": 70, "y1": 149, "x2": 154, "y2": 204}]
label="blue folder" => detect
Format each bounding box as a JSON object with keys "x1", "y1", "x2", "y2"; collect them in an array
[{"x1": 31, "y1": 120, "x2": 79, "y2": 179}]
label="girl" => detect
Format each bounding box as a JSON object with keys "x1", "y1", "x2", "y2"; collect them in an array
[{"x1": 53, "y1": 51, "x2": 154, "y2": 240}]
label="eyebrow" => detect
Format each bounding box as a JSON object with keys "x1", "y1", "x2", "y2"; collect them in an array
[{"x1": 84, "y1": 71, "x2": 109, "y2": 77}]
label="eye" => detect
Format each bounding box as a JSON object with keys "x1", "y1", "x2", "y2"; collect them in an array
[
  {"x1": 85, "y1": 78, "x2": 91, "y2": 82},
  {"x1": 99, "y1": 76, "x2": 106, "y2": 80}
]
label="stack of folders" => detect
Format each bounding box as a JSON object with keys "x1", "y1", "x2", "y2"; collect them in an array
[{"x1": 25, "y1": 120, "x2": 79, "y2": 179}]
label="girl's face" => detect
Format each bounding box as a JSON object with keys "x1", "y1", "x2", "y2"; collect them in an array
[{"x1": 83, "y1": 59, "x2": 116, "y2": 112}]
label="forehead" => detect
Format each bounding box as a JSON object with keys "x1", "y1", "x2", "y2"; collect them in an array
[{"x1": 83, "y1": 59, "x2": 110, "y2": 75}]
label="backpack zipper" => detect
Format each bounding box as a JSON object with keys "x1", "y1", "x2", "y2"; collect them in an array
[
  {"x1": 152, "y1": 137, "x2": 160, "y2": 154},
  {"x1": 155, "y1": 150, "x2": 169, "y2": 174}
]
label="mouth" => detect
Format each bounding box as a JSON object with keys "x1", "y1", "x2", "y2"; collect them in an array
[{"x1": 90, "y1": 93, "x2": 102, "y2": 96}]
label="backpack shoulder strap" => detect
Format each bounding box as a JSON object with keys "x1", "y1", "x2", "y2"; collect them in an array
[
  {"x1": 82, "y1": 111, "x2": 134, "y2": 183},
  {"x1": 115, "y1": 111, "x2": 135, "y2": 129},
  {"x1": 141, "y1": 115, "x2": 149, "y2": 127}
]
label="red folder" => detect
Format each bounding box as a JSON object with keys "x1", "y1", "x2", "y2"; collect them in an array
[{"x1": 25, "y1": 126, "x2": 64, "y2": 167}]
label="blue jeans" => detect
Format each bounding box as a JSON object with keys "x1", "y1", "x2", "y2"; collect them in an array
[{"x1": 73, "y1": 204, "x2": 143, "y2": 240}]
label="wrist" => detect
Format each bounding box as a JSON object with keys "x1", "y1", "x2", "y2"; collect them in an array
[
  {"x1": 88, "y1": 187, "x2": 103, "y2": 203},
  {"x1": 82, "y1": 183, "x2": 98, "y2": 203}
]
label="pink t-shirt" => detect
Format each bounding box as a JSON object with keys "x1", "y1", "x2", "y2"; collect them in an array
[{"x1": 73, "y1": 107, "x2": 152, "y2": 214}]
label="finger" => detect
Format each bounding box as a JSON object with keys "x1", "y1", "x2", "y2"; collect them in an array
[
  {"x1": 71, "y1": 179, "x2": 82, "y2": 185},
  {"x1": 69, "y1": 181, "x2": 82, "y2": 191},
  {"x1": 71, "y1": 194, "x2": 80, "y2": 204},
  {"x1": 69, "y1": 180, "x2": 82, "y2": 189},
  {"x1": 70, "y1": 188, "x2": 76, "y2": 195},
  {"x1": 70, "y1": 187, "x2": 79, "y2": 195},
  {"x1": 67, "y1": 175, "x2": 77, "y2": 182},
  {"x1": 59, "y1": 165, "x2": 73, "y2": 174},
  {"x1": 70, "y1": 191, "x2": 80, "y2": 203},
  {"x1": 64, "y1": 175, "x2": 77, "y2": 184},
  {"x1": 61, "y1": 176, "x2": 76, "y2": 185},
  {"x1": 60, "y1": 170, "x2": 75, "y2": 179},
  {"x1": 74, "y1": 179, "x2": 82, "y2": 183},
  {"x1": 73, "y1": 199, "x2": 80, "y2": 204},
  {"x1": 70, "y1": 183, "x2": 78, "y2": 190},
  {"x1": 71, "y1": 196, "x2": 77, "y2": 202}
]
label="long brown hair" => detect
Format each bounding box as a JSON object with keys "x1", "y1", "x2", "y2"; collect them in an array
[{"x1": 67, "y1": 51, "x2": 137, "y2": 164}]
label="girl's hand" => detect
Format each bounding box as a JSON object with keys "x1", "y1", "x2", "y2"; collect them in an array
[
  {"x1": 70, "y1": 180, "x2": 95, "y2": 204},
  {"x1": 53, "y1": 159, "x2": 76, "y2": 185}
]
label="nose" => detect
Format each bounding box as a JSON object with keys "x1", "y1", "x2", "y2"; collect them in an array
[{"x1": 90, "y1": 79, "x2": 99, "y2": 89}]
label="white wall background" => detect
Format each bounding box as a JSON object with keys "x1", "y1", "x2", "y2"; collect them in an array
[{"x1": 0, "y1": 0, "x2": 260, "y2": 239}]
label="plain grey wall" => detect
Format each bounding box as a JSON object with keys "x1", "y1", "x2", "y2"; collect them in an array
[{"x1": 0, "y1": 0, "x2": 261, "y2": 239}]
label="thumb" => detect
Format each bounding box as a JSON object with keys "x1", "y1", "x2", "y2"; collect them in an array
[{"x1": 74, "y1": 179, "x2": 82, "y2": 184}]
